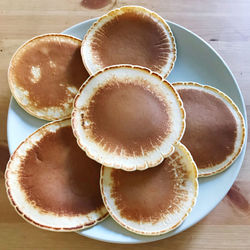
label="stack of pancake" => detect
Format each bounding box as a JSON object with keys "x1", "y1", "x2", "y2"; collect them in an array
[{"x1": 5, "y1": 6, "x2": 245, "y2": 235}]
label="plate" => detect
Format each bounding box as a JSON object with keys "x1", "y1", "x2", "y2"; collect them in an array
[{"x1": 7, "y1": 18, "x2": 247, "y2": 244}]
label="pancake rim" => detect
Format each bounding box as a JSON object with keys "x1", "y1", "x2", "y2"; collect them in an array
[
  {"x1": 81, "y1": 5, "x2": 176, "y2": 77},
  {"x1": 71, "y1": 64, "x2": 186, "y2": 171},
  {"x1": 5, "y1": 118, "x2": 109, "y2": 232},
  {"x1": 100, "y1": 142, "x2": 198, "y2": 236},
  {"x1": 8, "y1": 33, "x2": 86, "y2": 121},
  {"x1": 173, "y1": 81, "x2": 246, "y2": 177}
]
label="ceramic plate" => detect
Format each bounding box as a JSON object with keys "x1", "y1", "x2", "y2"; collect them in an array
[{"x1": 7, "y1": 18, "x2": 247, "y2": 244}]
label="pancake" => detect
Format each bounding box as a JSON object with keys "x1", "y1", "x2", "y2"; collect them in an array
[
  {"x1": 100, "y1": 142, "x2": 198, "y2": 235},
  {"x1": 5, "y1": 119, "x2": 108, "y2": 231},
  {"x1": 72, "y1": 65, "x2": 185, "y2": 171},
  {"x1": 8, "y1": 34, "x2": 89, "y2": 121},
  {"x1": 173, "y1": 82, "x2": 245, "y2": 177},
  {"x1": 81, "y1": 6, "x2": 176, "y2": 77}
]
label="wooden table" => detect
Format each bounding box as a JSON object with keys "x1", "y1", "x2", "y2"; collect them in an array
[{"x1": 1, "y1": 0, "x2": 249, "y2": 249}]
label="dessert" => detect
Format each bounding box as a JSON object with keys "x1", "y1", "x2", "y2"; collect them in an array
[
  {"x1": 8, "y1": 34, "x2": 89, "y2": 120},
  {"x1": 72, "y1": 65, "x2": 185, "y2": 171},
  {"x1": 5, "y1": 119, "x2": 108, "y2": 231},
  {"x1": 81, "y1": 6, "x2": 176, "y2": 77}
]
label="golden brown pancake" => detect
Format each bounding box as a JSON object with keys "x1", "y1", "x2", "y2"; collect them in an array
[
  {"x1": 100, "y1": 143, "x2": 198, "y2": 235},
  {"x1": 81, "y1": 6, "x2": 176, "y2": 77},
  {"x1": 173, "y1": 82, "x2": 245, "y2": 177},
  {"x1": 8, "y1": 34, "x2": 89, "y2": 121},
  {"x1": 5, "y1": 119, "x2": 108, "y2": 231},
  {"x1": 72, "y1": 65, "x2": 185, "y2": 171}
]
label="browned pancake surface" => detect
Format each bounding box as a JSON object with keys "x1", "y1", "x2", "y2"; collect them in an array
[
  {"x1": 90, "y1": 11, "x2": 170, "y2": 72},
  {"x1": 110, "y1": 151, "x2": 188, "y2": 223},
  {"x1": 12, "y1": 39, "x2": 89, "y2": 109},
  {"x1": 85, "y1": 79, "x2": 170, "y2": 156},
  {"x1": 19, "y1": 126, "x2": 103, "y2": 216},
  {"x1": 179, "y1": 89, "x2": 237, "y2": 168}
]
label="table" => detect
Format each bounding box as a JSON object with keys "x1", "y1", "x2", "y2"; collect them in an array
[{"x1": 0, "y1": 0, "x2": 250, "y2": 249}]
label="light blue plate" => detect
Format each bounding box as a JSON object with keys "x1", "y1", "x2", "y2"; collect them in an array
[{"x1": 7, "y1": 19, "x2": 247, "y2": 244}]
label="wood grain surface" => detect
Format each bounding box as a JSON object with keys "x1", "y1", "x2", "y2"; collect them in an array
[{"x1": 0, "y1": 0, "x2": 250, "y2": 249}]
